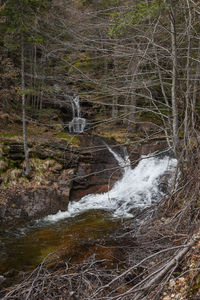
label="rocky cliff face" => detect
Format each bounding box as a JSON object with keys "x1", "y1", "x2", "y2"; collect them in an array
[
  {"x1": 0, "y1": 133, "x2": 168, "y2": 223},
  {"x1": 0, "y1": 139, "x2": 76, "y2": 222},
  {"x1": 0, "y1": 135, "x2": 124, "y2": 222},
  {"x1": 70, "y1": 135, "x2": 123, "y2": 200}
]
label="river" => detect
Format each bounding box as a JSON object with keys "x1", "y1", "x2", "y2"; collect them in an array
[{"x1": 0, "y1": 150, "x2": 177, "y2": 287}]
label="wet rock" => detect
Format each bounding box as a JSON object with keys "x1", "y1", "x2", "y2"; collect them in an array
[
  {"x1": 70, "y1": 135, "x2": 122, "y2": 200},
  {"x1": 22, "y1": 186, "x2": 69, "y2": 218},
  {"x1": 140, "y1": 140, "x2": 167, "y2": 156},
  {"x1": 0, "y1": 166, "x2": 73, "y2": 221},
  {"x1": 0, "y1": 186, "x2": 70, "y2": 221}
]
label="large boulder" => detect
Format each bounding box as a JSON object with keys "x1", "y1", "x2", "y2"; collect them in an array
[{"x1": 0, "y1": 168, "x2": 73, "y2": 222}]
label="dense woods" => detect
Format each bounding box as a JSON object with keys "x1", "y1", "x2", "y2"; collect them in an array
[
  {"x1": 0, "y1": 0, "x2": 200, "y2": 299},
  {"x1": 1, "y1": 0, "x2": 199, "y2": 152}
]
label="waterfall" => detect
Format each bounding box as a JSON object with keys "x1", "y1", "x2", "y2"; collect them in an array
[
  {"x1": 105, "y1": 144, "x2": 131, "y2": 173},
  {"x1": 71, "y1": 96, "x2": 81, "y2": 118},
  {"x1": 44, "y1": 148, "x2": 177, "y2": 223},
  {"x1": 69, "y1": 96, "x2": 86, "y2": 134}
]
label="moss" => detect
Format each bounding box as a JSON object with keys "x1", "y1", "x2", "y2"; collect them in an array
[
  {"x1": 69, "y1": 52, "x2": 94, "y2": 74},
  {"x1": 98, "y1": 129, "x2": 127, "y2": 143},
  {"x1": 2, "y1": 157, "x2": 62, "y2": 188},
  {"x1": 94, "y1": 115, "x2": 103, "y2": 121},
  {"x1": 2, "y1": 144, "x2": 10, "y2": 154},
  {"x1": 0, "y1": 132, "x2": 21, "y2": 138},
  {"x1": 54, "y1": 132, "x2": 80, "y2": 146},
  {"x1": 25, "y1": 158, "x2": 62, "y2": 185},
  {"x1": 178, "y1": 130, "x2": 184, "y2": 138},
  {"x1": 8, "y1": 159, "x2": 17, "y2": 169},
  {"x1": 74, "y1": 59, "x2": 93, "y2": 70},
  {"x1": 30, "y1": 158, "x2": 61, "y2": 172},
  {"x1": 2, "y1": 168, "x2": 22, "y2": 186},
  {"x1": 3, "y1": 182, "x2": 8, "y2": 188},
  {"x1": 138, "y1": 111, "x2": 163, "y2": 124}
]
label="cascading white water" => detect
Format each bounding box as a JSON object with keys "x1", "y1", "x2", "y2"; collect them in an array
[
  {"x1": 44, "y1": 148, "x2": 177, "y2": 223},
  {"x1": 73, "y1": 96, "x2": 81, "y2": 118},
  {"x1": 105, "y1": 144, "x2": 131, "y2": 173},
  {"x1": 69, "y1": 96, "x2": 86, "y2": 134}
]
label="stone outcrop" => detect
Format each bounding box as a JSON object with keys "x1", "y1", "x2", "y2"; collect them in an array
[
  {"x1": 70, "y1": 135, "x2": 123, "y2": 200},
  {"x1": 0, "y1": 139, "x2": 76, "y2": 222},
  {"x1": 0, "y1": 134, "x2": 169, "y2": 223},
  {"x1": 139, "y1": 139, "x2": 168, "y2": 156},
  {"x1": 0, "y1": 168, "x2": 74, "y2": 221}
]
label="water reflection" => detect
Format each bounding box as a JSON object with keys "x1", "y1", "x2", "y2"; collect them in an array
[{"x1": 0, "y1": 210, "x2": 120, "y2": 276}]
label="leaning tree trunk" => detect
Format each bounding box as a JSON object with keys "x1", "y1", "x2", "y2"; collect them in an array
[{"x1": 21, "y1": 36, "x2": 30, "y2": 176}]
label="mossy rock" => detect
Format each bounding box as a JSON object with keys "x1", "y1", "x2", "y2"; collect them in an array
[
  {"x1": 54, "y1": 132, "x2": 80, "y2": 146},
  {"x1": 28, "y1": 158, "x2": 62, "y2": 173},
  {"x1": 2, "y1": 168, "x2": 22, "y2": 186},
  {"x1": 97, "y1": 128, "x2": 127, "y2": 143},
  {"x1": 2, "y1": 144, "x2": 10, "y2": 154},
  {"x1": 22, "y1": 158, "x2": 62, "y2": 185}
]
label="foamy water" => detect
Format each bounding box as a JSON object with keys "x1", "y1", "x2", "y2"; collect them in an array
[{"x1": 44, "y1": 152, "x2": 177, "y2": 223}]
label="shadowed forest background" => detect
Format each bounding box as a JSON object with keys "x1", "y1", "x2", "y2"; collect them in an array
[{"x1": 0, "y1": 0, "x2": 200, "y2": 299}]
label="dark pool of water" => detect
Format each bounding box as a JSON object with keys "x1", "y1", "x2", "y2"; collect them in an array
[{"x1": 0, "y1": 210, "x2": 120, "y2": 278}]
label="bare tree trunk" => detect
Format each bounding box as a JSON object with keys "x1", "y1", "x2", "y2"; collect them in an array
[
  {"x1": 21, "y1": 36, "x2": 30, "y2": 176},
  {"x1": 153, "y1": 27, "x2": 172, "y2": 148},
  {"x1": 112, "y1": 46, "x2": 118, "y2": 120},
  {"x1": 112, "y1": 95, "x2": 118, "y2": 119},
  {"x1": 129, "y1": 94, "x2": 136, "y2": 124},
  {"x1": 192, "y1": 40, "x2": 200, "y2": 131},
  {"x1": 182, "y1": 0, "x2": 193, "y2": 157},
  {"x1": 126, "y1": 46, "x2": 138, "y2": 128},
  {"x1": 33, "y1": 44, "x2": 37, "y2": 108},
  {"x1": 170, "y1": 3, "x2": 179, "y2": 153},
  {"x1": 40, "y1": 89, "x2": 43, "y2": 110}
]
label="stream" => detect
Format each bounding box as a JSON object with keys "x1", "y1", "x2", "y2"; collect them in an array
[
  {"x1": 0, "y1": 150, "x2": 177, "y2": 287},
  {"x1": 0, "y1": 211, "x2": 119, "y2": 277}
]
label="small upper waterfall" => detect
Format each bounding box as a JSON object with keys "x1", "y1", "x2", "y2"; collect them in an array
[
  {"x1": 71, "y1": 95, "x2": 81, "y2": 119},
  {"x1": 44, "y1": 148, "x2": 177, "y2": 222},
  {"x1": 69, "y1": 96, "x2": 86, "y2": 134}
]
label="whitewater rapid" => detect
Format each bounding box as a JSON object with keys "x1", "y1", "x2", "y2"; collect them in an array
[{"x1": 44, "y1": 151, "x2": 177, "y2": 223}]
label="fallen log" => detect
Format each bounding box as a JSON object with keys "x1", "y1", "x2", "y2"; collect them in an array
[{"x1": 133, "y1": 237, "x2": 195, "y2": 300}]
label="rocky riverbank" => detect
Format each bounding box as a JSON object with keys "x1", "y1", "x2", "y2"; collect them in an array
[{"x1": 0, "y1": 129, "x2": 168, "y2": 223}]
